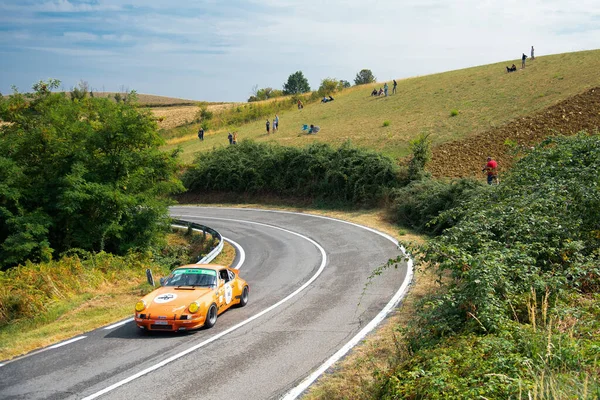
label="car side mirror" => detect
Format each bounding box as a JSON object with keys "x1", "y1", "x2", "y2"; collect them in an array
[{"x1": 146, "y1": 268, "x2": 155, "y2": 287}]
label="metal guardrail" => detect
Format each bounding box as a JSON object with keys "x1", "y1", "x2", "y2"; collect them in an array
[{"x1": 171, "y1": 219, "x2": 224, "y2": 264}]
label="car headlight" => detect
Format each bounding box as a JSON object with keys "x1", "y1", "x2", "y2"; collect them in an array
[
  {"x1": 188, "y1": 302, "x2": 200, "y2": 313},
  {"x1": 135, "y1": 300, "x2": 146, "y2": 312}
]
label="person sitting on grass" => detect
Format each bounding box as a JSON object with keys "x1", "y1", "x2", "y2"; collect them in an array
[
  {"x1": 371, "y1": 88, "x2": 378, "y2": 96},
  {"x1": 308, "y1": 124, "x2": 320, "y2": 134}
]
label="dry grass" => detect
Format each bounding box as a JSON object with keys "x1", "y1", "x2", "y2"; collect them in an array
[
  {"x1": 0, "y1": 241, "x2": 236, "y2": 361},
  {"x1": 92, "y1": 92, "x2": 200, "y2": 106},
  {"x1": 165, "y1": 49, "x2": 600, "y2": 164},
  {"x1": 151, "y1": 103, "x2": 239, "y2": 131},
  {"x1": 0, "y1": 282, "x2": 145, "y2": 360},
  {"x1": 214, "y1": 241, "x2": 236, "y2": 267}
]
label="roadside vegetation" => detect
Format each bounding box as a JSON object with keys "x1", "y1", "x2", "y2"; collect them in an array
[
  {"x1": 183, "y1": 140, "x2": 403, "y2": 206},
  {"x1": 0, "y1": 80, "x2": 183, "y2": 269},
  {"x1": 0, "y1": 228, "x2": 232, "y2": 360},
  {"x1": 306, "y1": 133, "x2": 600, "y2": 399}
]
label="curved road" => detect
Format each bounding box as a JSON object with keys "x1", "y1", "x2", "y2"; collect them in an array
[{"x1": 0, "y1": 207, "x2": 411, "y2": 400}]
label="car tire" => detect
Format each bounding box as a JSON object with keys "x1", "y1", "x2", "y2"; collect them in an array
[
  {"x1": 204, "y1": 303, "x2": 218, "y2": 329},
  {"x1": 239, "y1": 286, "x2": 249, "y2": 307}
]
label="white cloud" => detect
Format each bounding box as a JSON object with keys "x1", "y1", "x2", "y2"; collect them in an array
[
  {"x1": 63, "y1": 31, "x2": 99, "y2": 41},
  {"x1": 38, "y1": 0, "x2": 121, "y2": 12},
  {"x1": 0, "y1": 0, "x2": 599, "y2": 100}
]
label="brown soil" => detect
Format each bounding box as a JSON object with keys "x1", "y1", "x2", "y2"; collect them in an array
[{"x1": 428, "y1": 87, "x2": 600, "y2": 179}]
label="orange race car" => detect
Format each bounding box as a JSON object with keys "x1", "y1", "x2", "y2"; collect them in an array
[{"x1": 135, "y1": 264, "x2": 249, "y2": 332}]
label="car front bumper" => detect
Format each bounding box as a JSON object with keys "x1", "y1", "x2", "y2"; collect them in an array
[{"x1": 134, "y1": 314, "x2": 205, "y2": 331}]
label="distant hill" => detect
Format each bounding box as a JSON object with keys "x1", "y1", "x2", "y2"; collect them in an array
[
  {"x1": 90, "y1": 92, "x2": 206, "y2": 107},
  {"x1": 167, "y1": 49, "x2": 600, "y2": 172}
]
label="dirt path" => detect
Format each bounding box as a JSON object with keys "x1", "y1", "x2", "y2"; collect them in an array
[{"x1": 428, "y1": 87, "x2": 600, "y2": 178}]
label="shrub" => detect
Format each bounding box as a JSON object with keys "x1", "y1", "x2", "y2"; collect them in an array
[
  {"x1": 408, "y1": 133, "x2": 600, "y2": 334},
  {"x1": 0, "y1": 80, "x2": 184, "y2": 269},
  {"x1": 390, "y1": 178, "x2": 483, "y2": 234},
  {"x1": 407, "y1": 133, "x2": 432, "y2": 181},
  {"x1": 182, "y1": 140, "x2": 401, "y2": 206},
  {"x1": 379, "y1": 133, "x2": 600, "y2": 399},
  {"x1": 450, "y1": 109, "x2": 459, "y2": 116},
  {"x1": 317, "y1": 78, "x2": 347, "y2": 96},
  {"x1": 382, "y1": 120, "x2": 391, "y2": 127}
]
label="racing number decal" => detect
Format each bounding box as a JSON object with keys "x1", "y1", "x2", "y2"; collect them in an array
[
  {"x1": 224, "y1": 283, "x2": 233, "y2": 305},
  {"x1": 154, "y1": 293, "x2": 177, "y2": 303}
]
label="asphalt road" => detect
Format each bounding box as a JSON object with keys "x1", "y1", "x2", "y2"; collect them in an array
[{"x1": 0, "y1": 207, "x2": 411, "y2": 400}]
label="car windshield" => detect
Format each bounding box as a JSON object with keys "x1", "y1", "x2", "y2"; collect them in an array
[{"x1": 163, "y1": 268, "x2": 217, "y2": 288}]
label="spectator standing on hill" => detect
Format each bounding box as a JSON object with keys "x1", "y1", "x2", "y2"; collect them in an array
[
  {"x1": 274, "y1": 114, "x2": 279, "y2": 131},
  {"x1": 232, "y1": 132, "x2": 238, "y2": 144},
  {"x1": 482, "y1": 156, "x2": 499, "y2": 185},
  {"x1": 266, "y1": 119, "x2": 270, "y2": 134},
  {"x1": 384, "y1": 82, "x2": 388, "y2": 96},
  {"x1": 531, "y1": 46, "x2": 535, "y2": 60},
  {"x1": 227, "y1": 132, "x2": 233, "y2": 145},
  {"x1": 297, "y1": 99, "x2": 303, "y2": 109},
  {"x1": 197, "y1": 127, "x2": 204, "y2": 141},
  {"x1": 521, "y1": 53, "x2": 528, "y2": 68},
  {"x1": 393, "y1": 79, "x2": 397, "y2": 94}
]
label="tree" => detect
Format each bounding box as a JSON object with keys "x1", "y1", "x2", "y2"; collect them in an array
[
  {"x1": 70, "y1": 80, "x2": 89, "y2": 102},
  {"x1": 283, "y1": 71, "x2": 310, "y2": 95},
  {"x1": 248, "y1": 87, "x2": 284, "y2": 102},
  {"x1": 0, "y1": 80, "x2": 184, "y2": 269},
  {"x1": 340, "y1": 80, "x2": 352, "y2": 88},
  {"x1": 317, "y1": 78, "x2": 346, "y2": 96},
  {"x1": 354, "y1": 69, "x2": 376, "y2": 85}
]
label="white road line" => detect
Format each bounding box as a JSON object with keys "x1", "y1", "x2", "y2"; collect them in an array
[
  {"x1": 0, "y1": 363, "x2": 5, "y2": 367},
  {"x1": 174, "y1": 207, "x2": 414, "y2": 399},
  {"x1": 223, "y1": 237, "x2": 245, "y2": 270},
  {"x1": 103, "y1": 318, "x2": 134, "y2": 330},
  {"x1": 82, "y1": 220, "x2": 327, "y2": 400},
  {"x1": 49, "y1": 336, "x2": 87, "y2": 349}
]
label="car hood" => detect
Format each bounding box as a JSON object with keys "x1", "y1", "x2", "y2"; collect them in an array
[{"x1": 142, "y1": 286, "x2": 213, "y2": 315}]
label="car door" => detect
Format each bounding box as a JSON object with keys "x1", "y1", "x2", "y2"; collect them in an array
[{"x1": 217, "y1": 269, "x2": 234, "y2": 312}]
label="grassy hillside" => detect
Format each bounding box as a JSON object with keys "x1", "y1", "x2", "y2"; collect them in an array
[
  {"x1": 166, "y1": 49, "x2": 600, "y2": 165},
  {"x1": 91, "y1": 92, "x2": 202, "y2": 107}
]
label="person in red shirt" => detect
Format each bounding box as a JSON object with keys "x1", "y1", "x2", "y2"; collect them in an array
[{"x1": 482, "y1": 157, "x2": 499, "y2": 185}]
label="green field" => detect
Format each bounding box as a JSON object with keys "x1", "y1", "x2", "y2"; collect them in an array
[{"x1": 165, "y1": 49, "x2": 600, "y2": 164}]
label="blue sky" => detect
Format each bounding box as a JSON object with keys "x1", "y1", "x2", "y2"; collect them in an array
[{"x1": 1, "y1": 0, "x2": 599, "y2": 102}]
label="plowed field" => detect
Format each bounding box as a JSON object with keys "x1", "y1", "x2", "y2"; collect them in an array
[{"x1": 428, "y1": 87, "x2": 600, "y2": 179}]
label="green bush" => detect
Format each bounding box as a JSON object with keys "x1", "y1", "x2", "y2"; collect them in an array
[
  {"x1": 379, "y1": 133, "x2": 600, "y2": 399},
  {"x1": 0, "y1": 80, "x2": 184, "y2": 269},
  {"x1": 407, "y1": 133, "x2": 432, "y2": 181},
  {"x1": 414, "y1": 133, "x2": 600, "y2": 332},
  {"x1": 183, "y1": 140, "x2": 401, "y2": 206},
  {"x1": 382, "y1": 120, "x2": 391, "y2": 127},
  {"x1": 450, "y1": 109, "x2": 459, "y2": 116},
  {"x1": 390, "y1": 178, "x2": 483, "y2": 234}
]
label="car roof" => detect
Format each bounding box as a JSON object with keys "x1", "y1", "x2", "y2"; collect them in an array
[{"x1": 173, "y1": 264, "x2": 227, "y2": 272}]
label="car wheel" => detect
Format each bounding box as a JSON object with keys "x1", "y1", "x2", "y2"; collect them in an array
[
  {"x1": 239, "y1": 286, "x2": 249, "y2": 307},
  {"x1": 204, "y1": 303, "x2": 218, "y2": 329}
]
